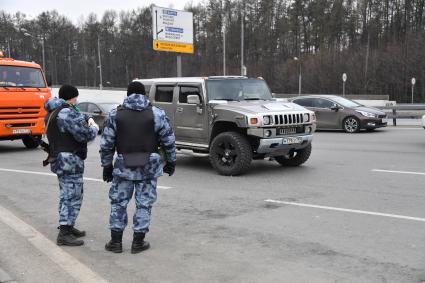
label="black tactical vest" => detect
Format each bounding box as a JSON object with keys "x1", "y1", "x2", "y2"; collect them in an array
[
  {"x1": 46, "y1": 105, "x2": 88, "y2": 160},
  {"x1": 116, "y1": 105, "x2": 157, "y2": 154}
]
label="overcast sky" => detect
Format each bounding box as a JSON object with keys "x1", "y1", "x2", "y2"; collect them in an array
[{"x1": 1, "y1": 0, "x2": 202, "y2": 24}]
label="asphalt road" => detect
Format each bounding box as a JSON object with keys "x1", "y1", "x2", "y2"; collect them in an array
[{"x1": 0, "y1": 127, "x2": 424, "y2": 282}]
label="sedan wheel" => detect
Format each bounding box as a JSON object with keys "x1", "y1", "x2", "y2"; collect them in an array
[{"x1": 343, "y1": 116, "x2": 360, "y2": 133}]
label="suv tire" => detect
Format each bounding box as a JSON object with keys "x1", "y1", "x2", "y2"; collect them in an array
[
  {"x1": 22, "y1": 135, "x2": 41, "y2": 149},
  {"x1": 275, "y1": 143, "x2": 312, "y2": 167},
  {"x1": 209, "y1": 132, "x2": 252, "y2": 176}
]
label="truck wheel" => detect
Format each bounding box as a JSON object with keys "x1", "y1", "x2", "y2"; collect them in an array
[
  {"x1": 275, "y1": 143, "x2": 312, "y2": 167},
  {"x1": 22, "y1": 135, "x2": 41, "y2": 149},
  {"x1": 209, "y1": 132, "x2": 252, "y2": 176},
  {"x1": 343, "y1": 116, "x2": 360, "y2": 133}
]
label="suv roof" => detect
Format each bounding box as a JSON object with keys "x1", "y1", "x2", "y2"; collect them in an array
[{"x1": 134, "y1": 76, "x2": 250, "y2": 84}]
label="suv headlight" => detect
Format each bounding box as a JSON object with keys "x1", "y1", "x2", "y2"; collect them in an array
[
  {"x1": 356, "y1": 110, "x2": 376, "y2": 118},
  {"x1": 263, "y1": 115, "x2": 273, "y2": 125},
  {"x1": 303, "y1": 113, "x2": 310, "y2": 122}
]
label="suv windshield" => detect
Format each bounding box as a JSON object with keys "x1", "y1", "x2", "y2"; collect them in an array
[
  {"x1": 331, "y1": 96, "x2": 362, "y2": 108},
  {"x1": 0, "y1": 66, "x2": 46, "y2": 88},
  {"x1": 206, "y1": 79, "x2": 272, "y2": 101}
]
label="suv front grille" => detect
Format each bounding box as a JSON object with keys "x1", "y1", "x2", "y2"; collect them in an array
[
  {"x1": 274, "y1": 113, "x2": 304, "y2": 125},
  {"x1": 0, "y1": 106, "x2": 41, "y2": 121}
]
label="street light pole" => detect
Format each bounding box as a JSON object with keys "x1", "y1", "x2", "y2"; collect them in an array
[
  {"x1": 223, "y1": 20, "x2": 226, "y2": 76},
  {"x1": 294, "y1": 57, "x2": 301, "y2": 96},
  {"x1": 240, "y1": 10, "x2": 244, "y2": 76},
  {"x1": 6, "y1": 39, "x2": 11, "y2": 58},
  {"x1": 97, "y1": 36, "x2": 103, "y2": 90},
  {"x1": 411, "y1": 77, "x2": 416, "y2": 104},
  {"x1": 298, "y1": 64, "x2": 302, "y2": 96},
  {"x1": 23, "y1": 30, "x2": 46, "y2": 74},
  {"x1": 41, "y1": 37, "x2": 45, "y2": 73}
]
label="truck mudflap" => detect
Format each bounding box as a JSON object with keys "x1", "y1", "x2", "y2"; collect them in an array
[{"x1": 256, "y1": 134, "x2": 313, "y2": 154}]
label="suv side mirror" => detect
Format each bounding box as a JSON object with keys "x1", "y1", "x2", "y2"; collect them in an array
[
  {"x1": 187, "y1": 95, "x2": 201, "y2": 105},
  {"x1": 330, "y1": 103, "x2": 340, "y2": 111},
  {"x1": 93, "y1": 109, "x2": 102, "y2": 115}
]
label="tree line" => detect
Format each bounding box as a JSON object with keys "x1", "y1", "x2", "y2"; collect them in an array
[{"x1": 1, "y1": 0, "x2": 425, "y2": 102}]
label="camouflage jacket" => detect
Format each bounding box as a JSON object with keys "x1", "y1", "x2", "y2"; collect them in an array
[
  {"x1": 44, "y1": 97, "x2": 98, "y2": 175},
  {"x1": 100, "y1": 93, "x2": 176, "y2": 180}
]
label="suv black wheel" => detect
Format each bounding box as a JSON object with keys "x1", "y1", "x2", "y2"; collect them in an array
[
  {"x1": 22, "y1": 135, "x2": 41, "y2": 149},
  {"x1": 275, "y1": 143, "x2": 312, "y2": 167},
  {"x1": 343, "y1": 116, "x2": 360, "y2": 133},
  {"x1": 209, "y1": 132, "x2": 252, "y2": 176}
]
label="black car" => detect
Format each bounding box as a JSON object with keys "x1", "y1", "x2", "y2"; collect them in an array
[{"x1": 78, "y1": 102, "x2": 119, "y2": 133}]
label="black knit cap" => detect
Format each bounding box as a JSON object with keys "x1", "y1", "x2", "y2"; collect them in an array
[
  {"x1": 59, "y1": 84, "x2": 79, "y2": 101},
  {"x1": 127, "y1": 81, "x2": 145, "y2": 96}
]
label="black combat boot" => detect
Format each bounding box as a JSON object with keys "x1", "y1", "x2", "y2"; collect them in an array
[
  {"x1": 105, "y1": 230, "x2": 123, "y2": 253},
  {"x1": 70, "y1": 226, "x2": 86, "y2": 238},
  {"x1": 58, "y1": 226, "x2": 86, "y2": 238},
  {"x1": 57, "y1": 225, "x2": 84, "y2": 246},
  {"x1": 131, "y1": 232, "x2": 150, "y2": 254}
]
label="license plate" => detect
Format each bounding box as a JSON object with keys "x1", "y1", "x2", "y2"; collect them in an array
[
  {"x1": 282, "y1": 137, "x2": 303, "y2": 144},
  {"x1": 278, "y1": 127, "x2": 297, "y2": 135},
  {"x1": 12, "y1": 129, "x2": 31, "y2": 135}
]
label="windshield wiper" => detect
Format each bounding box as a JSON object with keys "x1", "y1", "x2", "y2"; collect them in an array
[{"x1": 244, "y1": 98, "x2": 261, "y2": 100}]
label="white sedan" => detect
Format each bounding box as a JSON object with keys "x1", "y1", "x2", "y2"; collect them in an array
[{"x1": 422, "y1": 114, "x2": 425, "y2": 129}]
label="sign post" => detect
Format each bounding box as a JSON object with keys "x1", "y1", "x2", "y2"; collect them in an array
[
  {"x1": 411, "y1": 77, "x2": 416, "y2": 104},
  {"x1": 152, "y1": 6, "x2": 193, "y2": 77},
  {"x1": 342, "y1": 73, "x2": 347, "y2": 97}
]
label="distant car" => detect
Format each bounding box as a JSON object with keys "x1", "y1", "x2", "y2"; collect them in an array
[
  {"x1": 290, "y1": 95, "x2": 387, "y2": 133},
  {"x1": 78, "y1": 102, "x2": 119, "y2": 133},
  {"x1": 422, "y1": 114, "x2": 425, "y2": 129}
]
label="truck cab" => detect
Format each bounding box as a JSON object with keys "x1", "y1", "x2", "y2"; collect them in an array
[
  {"x1": 0, "y1": 51, "x2": 51, "y2": 148},
  {"x1": 135, "y1": 76, "x2": 316, "y2": 175}
]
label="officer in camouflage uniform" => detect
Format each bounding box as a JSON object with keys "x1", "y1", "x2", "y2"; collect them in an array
[
  {"x1": 100, "y1": 81, "x2": 176, "y2": 254},
  {"x1": 44, "y1": 85, "x2": 99, "y2": 246}
]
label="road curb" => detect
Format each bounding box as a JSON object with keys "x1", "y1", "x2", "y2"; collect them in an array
[{"x1": 0, "y1": 267, "x2": 17, "y2": 283}]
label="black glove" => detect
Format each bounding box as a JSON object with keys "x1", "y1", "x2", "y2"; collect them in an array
[
  {"x1": 163, "y1": 162, "x2": 175, "y2": 176},
  {"x1": 103, "y1": 165, "x2": 113, "y2": 182}
]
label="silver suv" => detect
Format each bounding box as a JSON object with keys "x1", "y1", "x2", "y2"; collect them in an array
[{"x1": 135, "y1": 76, "x2": 316, "y2": 175}]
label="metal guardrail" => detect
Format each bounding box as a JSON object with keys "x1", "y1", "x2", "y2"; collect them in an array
[
  {"x1": 275, "y1": 93, "x2": 390, "y2": 100},
  {"x1": 376, "y1": 104, "x2": 425, "y2": 126}
]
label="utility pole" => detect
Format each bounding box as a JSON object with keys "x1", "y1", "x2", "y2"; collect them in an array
[{"x1": 97, "y1": 36, "x2": 103, "y2": 90}]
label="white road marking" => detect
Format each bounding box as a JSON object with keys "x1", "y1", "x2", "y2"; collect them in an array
[
  {"x1": 0, "y1": 168, "x2": 172, "y2": 189},
  {"x1": 264, "y1": 199, "x2": 425, "y2": 222},
  {"x1": 0, "y1": 204, "x2": 107, "y2": 283},
  {"x1": 372, "y1": 169, "x2": 425, "y2": 176}
]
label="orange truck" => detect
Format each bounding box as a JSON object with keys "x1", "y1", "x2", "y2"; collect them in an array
[{"x1": 0, "y1": 51, "x2": 51, "y2": 148}]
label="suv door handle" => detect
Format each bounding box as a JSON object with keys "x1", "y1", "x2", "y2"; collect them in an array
[{"x1": 176, "y1": 107, "x2": 183, "y2": 112}]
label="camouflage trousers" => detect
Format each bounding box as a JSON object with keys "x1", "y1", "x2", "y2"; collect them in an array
[
  {"x1": 109, "y1": 177, "x2": 158, "y2": 233},
  {"x1": 57, "y1": 174, "x2": 84, "y2": 226}
]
